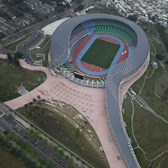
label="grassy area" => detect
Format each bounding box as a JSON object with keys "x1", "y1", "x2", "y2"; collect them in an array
[
  {"x1": 81, "y1": 39, "x2": 120, "y2": 69},
  {"x1": 31, "y1": 48, "x2": 49, "y2": 67},
  {"x1": 17, "y1": 100, "x2": 109, "y2": 168},
  {"x1": 122, "y1": 95, "x2": 137, "y2": 148},
  {"x1": 134, "y1": 148, "x2": 149, "y2": 168},
  {"x1": 133, "y1": 102, "x2": 168, "y2": 159},
  {"x1": 0, "y1": 59, "x2": 46, "y2": 102},
  {"x1": 123, "y1": 94, "x2": 168, "y2": 167},
  {"x1": 160, "y1": 156, "x2": 168, "y2": 168},
  {"x1": 122, "y1": 23, "x2": 168, "y2": 168},
  {"x1": 42, "y1": 48, "x2": 49, "y2": 67},
  {"x1": 31, "y1": 55, "x2": 42, "y2": 61},
  {"x1": 4, "y1": 34, "x2": 30, "y2": 51},
  {"x1": 0, "y1": 146, "x2": 27, "y2": 168},
  {"x1": 39, "y1": 36, "x2": 50, "y2": 48},
  {"x1": 131, "y1": 23, "x2": 168, "y2": 120},
  {"x1": 155, "y1": 71, "x2": 168, "y2": 98},
  {"x1": 132, "y1": 65, "x2": 168, "y2": 120}
]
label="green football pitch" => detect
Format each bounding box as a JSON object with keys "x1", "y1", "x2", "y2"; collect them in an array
[{"x1": 81, "y1": 39, "x2": 120, "y2": 69}]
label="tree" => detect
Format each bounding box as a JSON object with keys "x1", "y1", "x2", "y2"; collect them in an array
[
  {"x1": 0, "y1": 32, "x2": 6, "y2": 39},
  {"x1": 43, "y1": 138, "x2": 48, "y2": 144},
  {"x1": 3, "y1": 0, "x2": 23, "y2": 5},
  {"x1": 68, "y1": 157, "x2": 73, "y2": 163},
  {"x1": 156, "y1": 23, "x2": 168, "y2": 48},
  {"x1": 14, "y1": 52, "x2": 23, "y2": 59},
  {"x1": 128, "y1": 15, "x2": 137, "y2": 22},
  {"x1": 33, "y1": 131, "x2": 39, "y2": 137},
  {"x1": 8, "y1": 113, "x2": 12, "y2": 118},
  {"x1": 29, "y1": 129, "x2": 34, "y2": 134},
  {"x1": 37, "y1": 95, "x2": 41, "y2": 99},
  {"x1": 80, "y1": 166, "x2": 85, "y2": 168},
  {"x1": 165, "y1": 60, "x2": 168, "y2": 64},
  {"x1": 25, "y1": 147, "x2": 31, "y2": 154},
  {"x1": 7, "y1": 53, "x2": 13, "y2": 62},
  {"x1": 14, "y1": 57, "x2": 20, "y2": 67},
  {"x1": 72, "y1": 0, "x2": 82, "y2": 4},
  {"x1": 77, "y1": 4, "x2": 84, "y2": 11},
  {"x1": 58, "y1": 150, "x2": 63, "y2": 156},
  {"x1": 156, "y1": 54, "x2": 164, "y2": 60},
  {"x1": 40, "y1": 159, "x2": 46, "y2": 166},
  {"x1": 10, "y1": 147, "x2": 16, "y2": 154},
  {"x1": 24, "y1": 158, "x2": 31, "y2": 167},
  {"x1": 45, "y1": 163, "x2": 53, "y2": 168},
  {"x1": 3, "y1": 130, "x2": 9, "y2": 135},
  {"x1": 53, "y1": 146, "x2": 58, "y2": 151}
]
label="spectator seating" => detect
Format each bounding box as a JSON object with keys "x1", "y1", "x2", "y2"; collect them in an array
[
  {"x1": 100, "y1": 76, "x2": 107, "y2": 82},
  {"x1": 69, "y1": 18, "x2": 137, "y2": 59},
  {"x1": 64, "y1": 63, "x2": 76, "y2": 72}
]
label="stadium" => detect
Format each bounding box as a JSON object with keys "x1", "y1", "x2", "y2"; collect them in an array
[{"x1": 49, "y1": 14, "x2": 150, "y2": 168}]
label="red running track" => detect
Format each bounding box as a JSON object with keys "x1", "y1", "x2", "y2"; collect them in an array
[{"x1": 71, "y1": 33, "x2": 129, "y2": 77}]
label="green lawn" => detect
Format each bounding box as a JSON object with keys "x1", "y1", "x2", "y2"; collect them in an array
[
  {"x1": 4, "y1": 34, "x2": 30, "y2": 51},
  {"x1": 42, "y1": 48, "x2": 49, "y2": 67},
  {"x1": 155, "y1": 71, "x2": 168, "y2": 98},
  {"x1": 160, "y1": 156, "x2": 168, "y2": 168},
  {"x1": 31, "y1": 55, "x2": 42, "y2": 61},
  {"x1": 123, "y1": 94, "x2": 168, "y2": 167},
  {"x1": 0, "y1": 59, "x2": 46, "y2": 102},
  {"x1": 0, "y1": 146, "x2": 27, "y2": 168},
  {"x1": 39, "y1": 36, "x2": 50, "y2": 48},
  {"x1": 81, "y1": 39, "x2": 120, "y2": 69},
  {"x1": 133, "y1": 103, "x2": 168, "y2": 159}
]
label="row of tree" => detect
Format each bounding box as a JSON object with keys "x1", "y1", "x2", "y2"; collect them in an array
[{"x1": 2, "y1": 130, "x2": 53, "y2": 168}]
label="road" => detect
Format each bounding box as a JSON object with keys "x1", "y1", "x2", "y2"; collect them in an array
[{"x1": 0, "y1": 109, "x2": 76, "y2": 168}]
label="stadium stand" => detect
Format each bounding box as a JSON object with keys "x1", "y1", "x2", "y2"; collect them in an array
[
  {"x1": 69, "y1": 19, "x2": 137, "y2": 60},
  {"x1": 64, "y1": 63, "x2": 76, "y2": 72},
  {"x1": 100, "y1": 76, "x2": 107, "y2": 82}
]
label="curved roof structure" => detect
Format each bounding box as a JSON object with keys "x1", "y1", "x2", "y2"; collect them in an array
[{"x1": 50, "y1": 14, "x2": 149, "y2": 168}]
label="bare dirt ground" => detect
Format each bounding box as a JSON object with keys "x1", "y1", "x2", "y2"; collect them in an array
[{"x1": 3, "y1": 53, "x2": 150, "y2": 168}]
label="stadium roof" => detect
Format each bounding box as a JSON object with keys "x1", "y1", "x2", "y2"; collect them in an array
[
  {"x1": 50, "y1": 14, "x2": 149, "y2": 168},
  {"x1": 42, "y1": 18, "x2": 70, "y2": 36}
]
